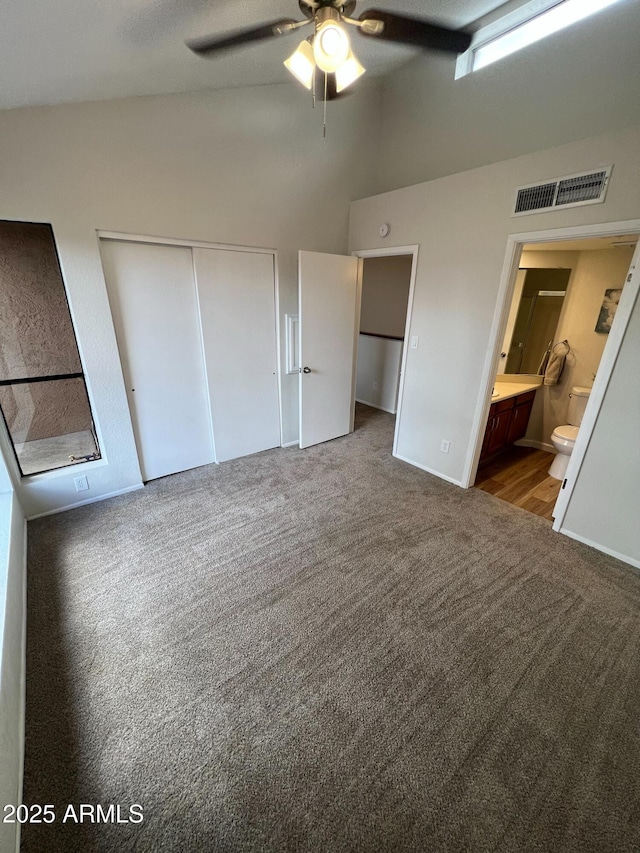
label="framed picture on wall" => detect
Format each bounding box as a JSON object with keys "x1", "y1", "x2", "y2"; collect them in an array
[{"x1": 595, "y1": 288, "x2": 622, "y2": 334}]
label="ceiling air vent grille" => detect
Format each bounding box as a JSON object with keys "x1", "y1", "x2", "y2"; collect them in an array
[{"x1": 513, "y1": 166, "x2": 612, "y2": 216}]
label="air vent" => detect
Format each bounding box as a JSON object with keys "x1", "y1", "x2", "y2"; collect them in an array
[{"x1": 513, "y1": 166, "x2": 611, "y2": 216}]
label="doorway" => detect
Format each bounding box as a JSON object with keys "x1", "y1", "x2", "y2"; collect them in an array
[
  {"x1": 352, "y1": 246, "x2": 418, "y2": 454},
  {"x1": 471, "y1": 227, "x2": 639, "y2": 523},
  {"x1": 296, "y1": 246, "x2": 417, "y2": 454}
]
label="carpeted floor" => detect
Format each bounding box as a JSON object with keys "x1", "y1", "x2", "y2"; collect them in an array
[{"x1": 22, "y1": 405, "x2": 640, "y2": 853}]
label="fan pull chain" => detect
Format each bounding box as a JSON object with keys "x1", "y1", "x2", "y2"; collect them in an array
[{"x1": 323, "y1": 72, "x2": 328, "y2": 138}]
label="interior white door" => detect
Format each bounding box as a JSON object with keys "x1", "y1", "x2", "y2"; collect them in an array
[
  {"x1": 193, "y1": 248, "x2": 280, "y2": 462},
  {"x1": 299, "y1": 250, "x2": 360, "y2": 448},
  {"x1": 100, "y1": 239, "x2": 215, "y2": 481}
]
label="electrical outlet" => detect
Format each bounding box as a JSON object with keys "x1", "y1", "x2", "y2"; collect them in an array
[
  {"x1": 440, "y1": 440, "x2": 450, "y2": 453},
  {"x1": 74, "y1": 475, "x2": 89, "y2": 492},
  {"x1": 372, "y1": 381, "x2": 379, "y2": 391}
]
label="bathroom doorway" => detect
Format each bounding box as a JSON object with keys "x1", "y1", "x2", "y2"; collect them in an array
[
  {"x1": 472, "y1": 228, "x2": 638, "y2": 522},
  {"x1": 351, "y1": 247, "x2": 418, "y2": 453}
]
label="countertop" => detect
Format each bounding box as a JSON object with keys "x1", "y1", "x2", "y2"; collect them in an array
[{"x1": 491, "y1": 380, "x2": 541, "y2": 403}]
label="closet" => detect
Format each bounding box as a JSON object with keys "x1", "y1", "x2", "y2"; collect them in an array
[{"x1": 100, "y1": 237, "x2": 280, "y2": 481}]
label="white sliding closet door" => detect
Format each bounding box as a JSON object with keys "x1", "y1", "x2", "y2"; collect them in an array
[
  {"x1": 193, "y1": 248, "x2": 280, "y2": 462},
  {"x1": 101, "y1": 239, "x2": 215, "y2": 481}
]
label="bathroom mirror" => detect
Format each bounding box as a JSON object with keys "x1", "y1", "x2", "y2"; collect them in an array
[{"x1": 501, "y1": 268, "x2": 571, "y2": 375}]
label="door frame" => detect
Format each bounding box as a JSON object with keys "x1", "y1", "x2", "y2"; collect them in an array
[
  {"x1": 97, "y1": 230, "x2": 285, "y2": 450},
  {"x1": 351, "y1": 245, "x2": 419, "y2": 456},
  {"x1": 464, "y1": 219, "x2": 640, "y2": 533}
]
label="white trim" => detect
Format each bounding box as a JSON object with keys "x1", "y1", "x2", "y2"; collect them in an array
[
  {"x1": 26, "y1": 483, "x2": 144, "y2": 520},
  {"x1": 355, "y1": 398, "x2": 397, "y2": 415},
  {"x1": 297, "y1": 252, "x2": 304, "y2": 448},
  {"x1": 350, "y1": 259, "x2": 364, "y2": 433},
  {"x1": 351, "y1": 245, "x2": 420, "y2": 459},
  {"x1": 281, "y1": 440, "x2": 299, "y2": 448},
  {"x1": 394, "y1": 452, "x2": 464, "y2": 487},
  {"x1": 97, "y1": 230, "x2": 276, "y2": 255},
  {"x1": 559, "y1": 528, "x2": 640, "y2": 570},
  {"x1": 351, "y1": 245, "x2": 418, "y2": 258},
  {"x1": 273, "y1": 253, "x2": 285, "y2": 451},
  {"x1": 463, "y1": 218, "x2": 640, "y2": 494}
]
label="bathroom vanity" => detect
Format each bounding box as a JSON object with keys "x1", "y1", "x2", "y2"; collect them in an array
[{"x1": 479, "y1": 385, "x2": 538, "y2": 463}]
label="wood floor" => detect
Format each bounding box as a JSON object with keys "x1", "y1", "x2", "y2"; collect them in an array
[{"x1": 474, "y1": 446, "x2": 562, "y2": 521}]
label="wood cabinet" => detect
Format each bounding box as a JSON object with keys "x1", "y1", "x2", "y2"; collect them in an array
[{"x1": 480, "y1": 390, "x2": 536, "y2": 463}]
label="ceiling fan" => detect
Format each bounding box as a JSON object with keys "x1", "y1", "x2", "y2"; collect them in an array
[{"x1": 187, "y1": 1, "x2": 472, "y2": 99}]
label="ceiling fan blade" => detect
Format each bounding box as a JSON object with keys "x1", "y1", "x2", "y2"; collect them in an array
[
  {"x1": 358, "y1": 9, "x2": 472, "y2": 54},
  {"x1": 187, "y1": 19, "x2": 299, "y2": 57}
]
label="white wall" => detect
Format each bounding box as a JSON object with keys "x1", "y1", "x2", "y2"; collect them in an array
[
  {"x1": 0, "y1": 81, "x2": 381, "y2": 516},
  {"x1": 375, "y1": 0, "x2": 640, "y2": 191},
  {"x1": 0, "y1": 446, "x2": 13, "y2": 495},
  {"x1": 522, "y1": 247, "x2": 634, "y2": 447},
  {"x1": 0, "y1": 492, "x2": 27, "y2": 853},
  {"x1": 356, "y1": 335, "x2": 403, "y2": 413},
  {"x1": 349, "y1": 125, "x2": 640, "y2": 564}
]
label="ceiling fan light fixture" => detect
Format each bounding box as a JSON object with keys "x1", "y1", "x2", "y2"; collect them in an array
[
  {"x1": 284, "y1": 39, "x2": 315, "y2": 89},
  {"x1": 313, "y1": 20, "x2": 350, "y2": 73},
  {"x1": 188, "y1": 3, "x2": 472, "y2": 104},
  {"x1": 335, "y1": 50, "x2": 365, "y2": 92}
]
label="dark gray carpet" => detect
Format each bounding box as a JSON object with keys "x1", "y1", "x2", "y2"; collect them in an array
[{"x1": 22, "y1": 405, "x2": 640, "y2": 852}]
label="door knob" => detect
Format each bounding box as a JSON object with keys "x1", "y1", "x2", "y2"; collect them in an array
[{"x1": 303, "y1": 366, "x2": 311, "y2": 374}]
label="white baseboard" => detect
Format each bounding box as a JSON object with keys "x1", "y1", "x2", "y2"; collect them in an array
[
  {"x1": 515, "y1": 438, "x2": 555, "y2": 453},
  {"x1": 281, "y1": 440, "x2": 299, "y2": 448},
  {"x1": 393, "y1": 452, "x2": 464, "y2": 487},
  {"x1": 27, "y1": 483, "x2": 144, "y2": 520},
  {"x1": 355, "y1": 398, "x2": 397, "y2": 415},
  {"x1": 558, "y1": 527, "x2": 640, "y2": 570}
]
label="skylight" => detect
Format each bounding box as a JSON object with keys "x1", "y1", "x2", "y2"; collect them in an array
[{"x1": 456, "y1": 0, "x2": 624, "y2": 78}]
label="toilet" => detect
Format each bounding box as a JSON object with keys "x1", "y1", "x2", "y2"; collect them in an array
[{"x1": 548, "y1": 386, "x2": 591, "y2": 480}]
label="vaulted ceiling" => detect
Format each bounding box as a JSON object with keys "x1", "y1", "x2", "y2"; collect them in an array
[{"x1": 0, "y1": 0, "x2": 516, "y2": 110}]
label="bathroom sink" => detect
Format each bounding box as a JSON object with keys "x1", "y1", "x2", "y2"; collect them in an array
[{"x1": 491, "y1": 380, "x2": 542, "y2": 403}]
